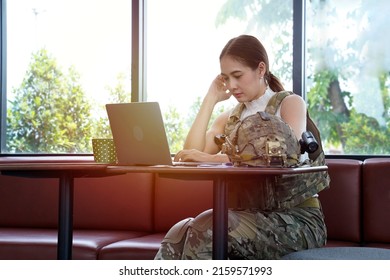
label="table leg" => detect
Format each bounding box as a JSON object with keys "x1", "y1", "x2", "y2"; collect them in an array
[
  {"x1": 212, "y1": 176, "x2": 228, "y2": 260},
  {"x1": 57, "y1": 173, "x2": 74, "y2": 260}
]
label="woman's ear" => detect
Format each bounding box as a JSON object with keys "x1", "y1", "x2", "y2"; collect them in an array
[{"x1": 257, "y1": 62, "x2": 266, "y2": 77}]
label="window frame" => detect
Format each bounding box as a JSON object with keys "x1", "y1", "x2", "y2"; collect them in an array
[
  {"x1": 131, "y1": 0, "x2": 146, "y2": 103},
  {"x1": 0, "y1": 0, "x2": 7, "y2": 153}
]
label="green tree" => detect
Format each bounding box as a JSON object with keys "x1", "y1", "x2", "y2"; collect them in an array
[
  {"x1": 341, "y1": 109, "x2": 389, "y2": 154},
  {"x1": 163, "y1": 105, "x2": 187, "y2": 153},
  {"x1": 216, "y1": 0, "x2": 390, "y2": 154},
  {"x1": 91, "y1": 72, "x2": 132, "y2": 139},
  {"x1": 6, "y1": 48, "x2": 93, "y2": 153},
  {"x1": 306, "y1": 0, "x2": 390, "y2": 153}
]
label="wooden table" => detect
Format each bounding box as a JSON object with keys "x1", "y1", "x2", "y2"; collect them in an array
[
  {"x1": 107, "y1": 164, "x2": 328, "y2": 260},
  {"x1": 0, "y1": 158, "x2": 111, "y2": 260}
]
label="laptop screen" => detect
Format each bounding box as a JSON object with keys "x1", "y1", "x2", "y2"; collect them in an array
[{"x1": 106, "y1": 102, "x2": 173, "y2": 166}]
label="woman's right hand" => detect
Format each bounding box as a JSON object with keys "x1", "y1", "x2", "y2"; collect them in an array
[
  {"x1": 182, "y1": 75, "x2": 232, "y2": 152},
  {"x1": 206, "y1": 75, "x2": 232, "y2": 104}
]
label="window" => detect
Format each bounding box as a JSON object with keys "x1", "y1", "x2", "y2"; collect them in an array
[
  {"x1": 146, "y1": 0, "x2": 293, "y2": 153},
  {"x1": 1, "y1": 0, "x2": 132, "y2": 153},
  {"x1": 146, "y1": 0, "x2": 389, "y2": 156},
  {"x1": 306, "y1": 0, "x2": 390, "y2": 155},
  {"x1": 2, "y1": 0, "x2": 389, "y2": 156}
]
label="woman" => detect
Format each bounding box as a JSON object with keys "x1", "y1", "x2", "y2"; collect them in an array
[{"x1": 155, "y1": 35, "x2": 328, "y2": 260}]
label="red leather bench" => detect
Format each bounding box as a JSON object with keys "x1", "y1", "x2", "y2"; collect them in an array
[{"x1": 0, "y1": 157, "x2": 389, "y2": 259}]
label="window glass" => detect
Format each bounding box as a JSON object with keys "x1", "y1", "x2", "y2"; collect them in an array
[
  {"x1": 4, "y1": 0, "x2": 131, "y2": 153},
  {"x1": 306, "y1": 0, "x2": 390, "y2": 155},
  {"x1": 4, "y1": 1, "x2": 388, "y2": 156},
  {"x1": 146, "y1": 0, "x2": 293, "y2": 153}
]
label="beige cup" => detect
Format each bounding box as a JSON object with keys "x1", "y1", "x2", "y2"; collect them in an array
[{"x1": 92, "y1": 138, "x2": 117, "y2": 164}]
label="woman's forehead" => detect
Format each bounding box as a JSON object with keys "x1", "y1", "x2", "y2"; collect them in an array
[{"x1": 220, "y1": 55, "x2": 249, "y2": 75}]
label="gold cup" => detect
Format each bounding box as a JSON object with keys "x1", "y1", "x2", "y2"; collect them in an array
[{"x1": 92, "y1": 138, "x2": 117, "y2": 164}]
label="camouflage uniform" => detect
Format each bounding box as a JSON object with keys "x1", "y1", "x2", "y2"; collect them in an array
[
  {"x1": 155, "y1": 206, "x2": 326, "y2": 260},
  {"x1": 154, "y1": 90, "x2": 330, "y2": 260}
]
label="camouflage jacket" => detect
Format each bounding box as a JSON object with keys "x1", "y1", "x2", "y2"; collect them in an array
[{"x1": 223, "y1": 91, "x2": 330, "y2": 210}]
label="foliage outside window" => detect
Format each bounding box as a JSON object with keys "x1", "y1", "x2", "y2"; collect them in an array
[
  {"x1": 149, "y1": 0, "x2": 390, "y2": 155},
  {"x1": 3, "y1": 0, "x2": 132, "y2": 153},
  {"x1": 306, "y1": 0, "x2": 390, "y2": 155},
  {"x1": 2, "y1": 0, "x2": 389, "y2": 155},
  {"x1": 147, "y1": 0, "x2": 294, "y2": 154}
]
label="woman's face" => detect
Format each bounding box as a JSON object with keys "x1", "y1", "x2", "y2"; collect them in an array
[{"x1": 220, "y1": 55, "x2": 266, "y2": 102}]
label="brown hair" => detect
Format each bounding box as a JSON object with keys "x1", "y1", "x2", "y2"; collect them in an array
[{"x1": 219, "y1": 35, "x2": 284, "y2": 92}]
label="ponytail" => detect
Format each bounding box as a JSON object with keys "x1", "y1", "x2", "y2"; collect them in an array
[{"x1": 267, "y1": 71, "x2": 285, "y2": 92}]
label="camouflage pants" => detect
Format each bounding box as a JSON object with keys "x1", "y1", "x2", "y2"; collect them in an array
[{"x1": 154, "y1": 206, "x2": 327, "y2": 260}]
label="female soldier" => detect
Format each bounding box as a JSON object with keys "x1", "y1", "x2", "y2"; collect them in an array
[{"x1": 155, "y1": 35, "x2": 328, "y2": 260}]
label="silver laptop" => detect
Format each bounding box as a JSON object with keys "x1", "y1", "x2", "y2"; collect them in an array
[
  {"x1": 106, "y1": 102, "x2": 174, "y2": 166},
  {"x1": 106, "y1": 102, "x2": 221, "y2": 166}
]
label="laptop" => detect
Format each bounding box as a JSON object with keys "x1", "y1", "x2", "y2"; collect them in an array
[{"x1": 105, "y1": 102, "x2": 221, "y2": 166}]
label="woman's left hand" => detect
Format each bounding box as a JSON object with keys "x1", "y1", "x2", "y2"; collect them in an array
[{"x1": 174, "y1": 149, "x2": 215, "y2": 162}]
